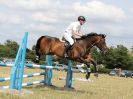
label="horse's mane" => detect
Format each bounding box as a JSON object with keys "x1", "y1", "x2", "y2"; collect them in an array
[
  {"x1": 81, "y1": 32, "x2": 98, "y2": 39},
  {"x1": 81, "y1": 32, "x2": 106, "y2": 39}
]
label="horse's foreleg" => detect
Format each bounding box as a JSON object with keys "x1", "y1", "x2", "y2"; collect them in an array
[
  {"x1": 84, "y1": 53, "x2": 98, "y2": 78},
  {"x1": 79, "y1": 57, "x2": 91, "y2": 79}
]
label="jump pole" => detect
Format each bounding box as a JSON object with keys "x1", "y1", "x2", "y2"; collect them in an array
[
  {"x1": 9, "y1": 32, "x2": 28, "y2": 91},
  {"x1": 65, "y1": 60, "x2": 73, "y2": 88},
  {"x1": 45, "y1": 55, "x2": 52, "y2": 86}
]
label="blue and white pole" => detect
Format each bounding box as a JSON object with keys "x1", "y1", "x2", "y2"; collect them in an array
[
  {"x1": 1, "y1": 80, "x2": 45, "y2": 89},
  {"x1": 0, "y1": 72, "x2": 45, "y2": 82},
  {"x1": 10, "y1": 32, "x2": 28, "y2": 91},
  {"x1": 65, "y1": 60, "x2": 73, "y2": 88},
  {"x1": 45, "y1": 55, "x2": 52, "y2": 86}
]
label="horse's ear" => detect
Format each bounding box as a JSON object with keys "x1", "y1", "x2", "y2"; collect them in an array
[
  {"x1": 103, "y1": 34, "x2": 106, "y2": 38},
  {"x1": 100, "y1": 34, "x2": 106, "y2": 38}
]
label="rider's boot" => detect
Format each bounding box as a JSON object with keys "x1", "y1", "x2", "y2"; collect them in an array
[{"x1": 64, "y1": 44, "x2": 71, "y2": 57}]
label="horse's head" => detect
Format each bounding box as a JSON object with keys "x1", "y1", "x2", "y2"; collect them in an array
[
  {"x1": 81, "y1": 33, "x2": 108, "y2": 54},
  {"x1": 94, "y1": 34, "x2": 108, "y2": 54}
]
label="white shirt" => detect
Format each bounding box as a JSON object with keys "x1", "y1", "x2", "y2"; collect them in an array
[{"x1": 65, "y1": 21, "x2": 81, "y2": 38}]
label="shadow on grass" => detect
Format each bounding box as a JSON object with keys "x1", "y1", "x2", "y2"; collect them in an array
[{"x1": 25, "y1": 84, "x2": 88, "y2": 93}]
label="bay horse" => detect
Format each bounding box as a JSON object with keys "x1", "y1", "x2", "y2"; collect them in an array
[{"x1": 35, "y1": 33, "x2": 108, "y2": 79}]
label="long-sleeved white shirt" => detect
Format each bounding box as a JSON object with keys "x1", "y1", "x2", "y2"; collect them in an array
[{"x1": 65, "y1": 21, "x2": 82, "y2": 38}]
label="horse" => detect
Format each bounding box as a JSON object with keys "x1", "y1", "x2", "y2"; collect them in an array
[{"x1": 35, "y1": 33, "x2": 108, "y2": 79}]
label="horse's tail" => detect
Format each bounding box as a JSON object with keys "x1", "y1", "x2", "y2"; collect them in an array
[{"x1": 35, "y1": 36, "x2": 44, "y2": 63}]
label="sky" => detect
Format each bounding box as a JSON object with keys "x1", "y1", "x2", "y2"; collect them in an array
[{"x1": 0, "y1": 0, "x2": 133, "y2": 50}]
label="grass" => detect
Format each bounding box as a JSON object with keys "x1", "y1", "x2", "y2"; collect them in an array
[{"x1": 0, "y1": 67, "x2": 133, "y2": 99}]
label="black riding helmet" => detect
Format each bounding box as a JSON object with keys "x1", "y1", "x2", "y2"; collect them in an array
[{"x1": 78, "y1": 16, "x2": 86, "y2": 21}]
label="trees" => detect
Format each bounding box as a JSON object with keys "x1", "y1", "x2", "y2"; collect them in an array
[
  {"x1": 0, "y1": 40, "x2": 19, "y2": 58},
  {"x1": 102, "y1": 45, "x2": 132, "y2": 70},
  {"x1": 0, "y1": 44, "x2": 10, "y2": 57},
  {"x1": 91, "y1": 47, "x2": 103, "y2": 64},
  {"x1": 0, "y1": 40, "x2": 34, "y2": 60},
  {"x1": 90, "y1": 45, "x2": 133, "y2": 70},
  {"x1": 4, "y1": 40, "x2": 19, "y2": 58}
]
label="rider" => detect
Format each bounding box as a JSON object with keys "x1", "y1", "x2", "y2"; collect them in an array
[{"x1": 63, "y1": 16, "x2": 86, "y2": 57}]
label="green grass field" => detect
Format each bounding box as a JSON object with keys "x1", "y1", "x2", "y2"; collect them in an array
[{"x1": 0, "y1": 67, "x2": 133, "y2": 99}]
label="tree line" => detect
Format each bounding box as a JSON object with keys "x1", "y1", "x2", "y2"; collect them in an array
[
  {"x1": 0, "y1": 40, "x2": 35, "y2": 61},
  {"x1": 0, "y1": 40, "x2": 133, "y2": 71}
]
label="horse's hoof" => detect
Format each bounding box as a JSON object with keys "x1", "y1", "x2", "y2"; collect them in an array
[{"x1": 86, "y1": 74, "x2": 90, "y2": 79}]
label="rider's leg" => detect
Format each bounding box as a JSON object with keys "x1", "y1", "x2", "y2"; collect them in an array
[
  {"x1": 64, "y1": 33, "x2": 74, "y2": 57},
  {"x1": 64, "y1": 43, "x2": 71, "y2": 57}
]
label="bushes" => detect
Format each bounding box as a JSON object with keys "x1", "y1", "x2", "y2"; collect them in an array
[
  {"x1": 83, "y1": 64, "x2": 111, "y2": 74},
  {"x1": 97, "y1": 67, "x2": 112, "y2": 73}
]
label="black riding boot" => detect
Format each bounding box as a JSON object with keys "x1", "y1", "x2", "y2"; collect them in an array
[{"x1": 64, "y1": 44, "x2": 71, "y2": 57}]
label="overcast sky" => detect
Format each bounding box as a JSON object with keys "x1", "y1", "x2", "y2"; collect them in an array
[{"x1": 0, "y1": 0, "x2": 133, "y2": 49}]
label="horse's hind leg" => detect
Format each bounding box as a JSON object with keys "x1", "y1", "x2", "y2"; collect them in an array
[
  {"x1": 34, "y1": 49, "x2": 41, "y2": 63},
  {"x1": 35, "y1": 55, "x2": 40, "y2": 63},
  {"x1": 86, "y1": 63, "x2": 91, "y2": 79},
  {"x1": 91, "y1": 60, "x2": 98, "y2": 77}
]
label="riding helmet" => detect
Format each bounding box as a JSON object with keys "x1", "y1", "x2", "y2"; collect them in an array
[{"x1": 78, "y1": 16, "x2": 86, "y2": 21}]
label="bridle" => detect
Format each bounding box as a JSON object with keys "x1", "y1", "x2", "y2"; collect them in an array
[{"x1": 87, "y1": 36, "x2": 105, "y2": 52}]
